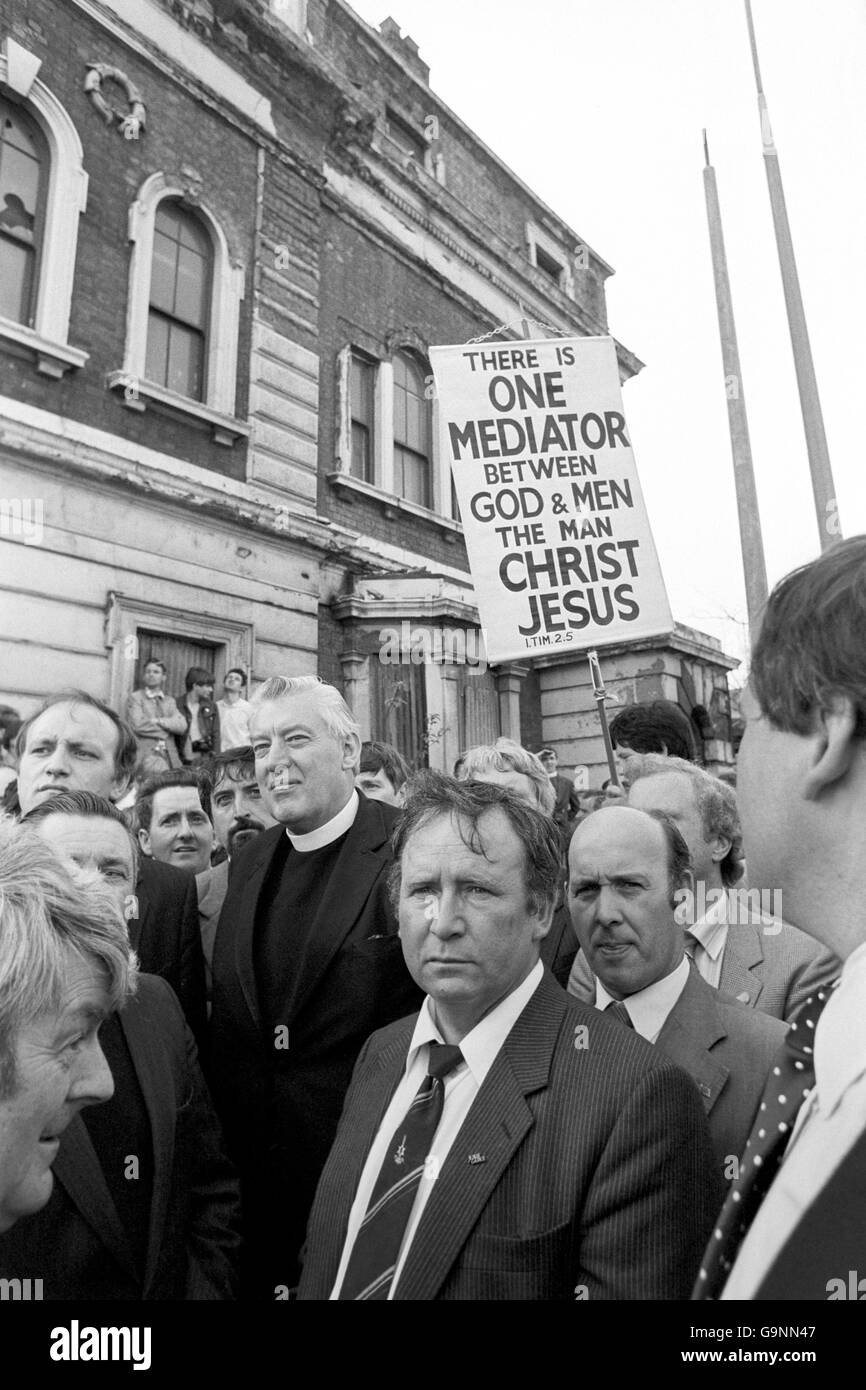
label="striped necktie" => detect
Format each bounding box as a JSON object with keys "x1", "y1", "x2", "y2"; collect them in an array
[
  {"x1": 605, "y1": 1000, "x2": 634, "y2": 1028},
  {"x1": 338, "y1": 1041, "x2": 464, "y2": 1301},
  {"x1": 692, "y1": 984, "x2": 836, "y2": 1299}
]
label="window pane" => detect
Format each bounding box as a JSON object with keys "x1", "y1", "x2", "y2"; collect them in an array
[
  {"x1": 166, "y1": 321, "x2": 204, "y2": 400},
  {"x1": 175, "y1": 243, "x2": 208, "y2": 326},
  {"x1": 0, "y1": 237, "x2": 33, "y2": 321},
  {"x1": 145, "y1": 310, "x2": 170, "y2": 386},
  {"x1": 149, "y1": 229, "x2": 178, "y2": 314},
  {"x1": 350, "y1": 355, "x2": 374, "y2": 428},
  {"x1": 395, "y1": 446, "x2": 430, "y2": 508},
  {"x1": 351, "y1": 422, "x2": 371, "y2": 481},
  {"x1": 0, "y1": 143, "x2": 39, "y2": 239},
  {"x1": 148, "y1": 202, "x2": 212, "y2": 399}
]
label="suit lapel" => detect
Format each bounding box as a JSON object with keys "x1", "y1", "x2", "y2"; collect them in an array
[
  {"x1": 118, "y1": 995, "x2": 177, "y2": 1296},
  {"x1": 655, "y1": 971, "x2": 730, "y2": 1113},
  {"x1": 232, "y1": 827, "x2": 285, "y2": 1031},
  {"x1": 53, "y1": 1116, "x2": 137, "y2": 1280},
  {"x1": 719, "y1": 923, "x2": 765, "y2": 1008},
  {"x1": 286, "y1": 797, "x2": 392, "y2": 1023},
  {"x1": 395, "y1": 975, "x2": 563, "y2": 1300}
]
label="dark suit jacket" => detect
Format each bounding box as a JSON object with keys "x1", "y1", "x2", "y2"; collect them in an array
[
  {"x1": 133, "y1": 858, "x2": 208, "y2": 1055},
  {"x1": 0, "y1": 975, "x2": 241, "y2": 1299},
  {"x1": 539, "y1": 902, "x2": 578, "y2": 989},
  {"x1": 718, "y1": 920, "x2": 839, "y2": 1021},
  {"x1": 298, "y1": 973, "x2": 721, "y2": 1300},
  {"x1": 175, "y1": 695, "x2": 220, "y2": 763},
  {"x1": 210, "y1": 792, "x2": 423, "y2": 1295},
  {"x1": 654, "y1": 968, "x2": 788, "y2": 1182}
]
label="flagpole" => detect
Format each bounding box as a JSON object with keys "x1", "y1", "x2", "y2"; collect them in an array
[
  {"x1": 744, "y1": 0, "x2": 840, "y2": 550},
  {"x1": 702, "y1": 130, "x2": 768, "y2": 636}
]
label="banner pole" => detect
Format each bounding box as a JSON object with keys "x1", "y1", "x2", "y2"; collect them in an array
[{"x1": 587, "y1": 649, "x2": 620, "y2": 788}]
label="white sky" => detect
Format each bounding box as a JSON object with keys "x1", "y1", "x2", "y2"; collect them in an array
[{"x1": 346, "y1": 0, "x2": 866, "y2": 680}]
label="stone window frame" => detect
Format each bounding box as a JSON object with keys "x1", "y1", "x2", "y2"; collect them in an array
[
  {"x1": 331, "y1": 334, "x2": 461, "y2": 536},
  {"x1": 106, "y1": 171, "x2": 248, "y2": 446},
  {"x1": 525, "y1": 219, "x2": 575, "y2": 299},
  {"x1": 0, "y1": 39, "x2": 89, "y2": 378}
]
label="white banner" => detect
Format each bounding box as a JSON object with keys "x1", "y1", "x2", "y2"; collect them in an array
[{"x1": 430, "y1": 335, "x2": 673, "y2": 665}]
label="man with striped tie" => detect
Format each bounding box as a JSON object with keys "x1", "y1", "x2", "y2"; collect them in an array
[
  {"x1": 298, "y1": 772, "x2": 719, "y2": 1300},
  {"x1": 694, "y1": 539, "x2": 864, "y2": 1301}
]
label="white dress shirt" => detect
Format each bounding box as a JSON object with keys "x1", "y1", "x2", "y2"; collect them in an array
[
  {"x1": 722, "y1": 940, "x2": 866, "y2": 1298},
  {"x1": 330, "y1": 958, "x2": 545, "y2": 1299},
  {"x1": 217, "y1": 697, "x2": 251, "y2": 750},
  {"x1": 688, "y1": 893, "x2": 729, "y2": 988},
  {"x1": 594, "y1": 956, "x2": 690, "y2": 1042}
]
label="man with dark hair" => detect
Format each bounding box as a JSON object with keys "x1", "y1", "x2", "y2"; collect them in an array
[
  {"x1": 135, "y1": 768, "x2": 215, "y2": 878},
  {"x1": 197, "y1": 747, "x2": 277, "y2": 990},
  {"x1": 355, "y1": 741, "x2": 410, "y2": 807},
  {"x1": 126, "y1": 659, "x2": 186, "y2": 772},
  {"x1": 609, "y1": 698, "x2": 699, "y2": 765},
  {"x1": 569, "y1": 754, "x2": 838, "y2": 1022},
  {"x1": 568, "y1": 805, "x2": 786, "y2": 1186},
  {"x1": 695, "y1": 536, "x2": 866, "y2": 1301},
  {"x1": 211, "y1": 675, "x2": 420, "y2": 1297},
  {"x1": 298, "y1": 772, "x2": 719, "y2": 1301},
  {"x1": 217, "y1": 669, "x2": 251, "y2": 752},
  {"x1": 537, "y1": 747, "x2": 581, "y2": 836},
  {"x1": 13, "y1": 692, "x2": 207, "y2": 1051},
  {"x1": 4, "y1": 791, "x2": 241, "y2": 1297},
  {"x1": 177, "y1": 667, "x2": 220, "y2": 766}
]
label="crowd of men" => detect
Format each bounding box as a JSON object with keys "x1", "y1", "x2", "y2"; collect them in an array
[{"x1": 0, "y1": 535, "x2": 864, "y2": 1299}]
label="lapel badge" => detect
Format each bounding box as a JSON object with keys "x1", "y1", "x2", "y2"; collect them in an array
[
  {"x1": 394, "y1": 1135, "x2": 407, "y2": 1166},
  {"x1": 736, "y1": 992, "x2": 751, "y2": 1005},
  {"x1": 468, "y1": 1152, "x2": 486, "y2": 1165},
  {"x1": 698, "y1": 1082, "x2": 712, "y2": 1098}
]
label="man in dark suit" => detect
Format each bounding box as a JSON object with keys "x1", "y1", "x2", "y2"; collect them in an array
[
  {"x1": 298, "y1": 773, "x2": 719, "y2": 1301},
  {"x1": 210, "y1": 676, "x2": 421, "y2": 1297},
  {"x1": 568, "y1": 755, "x2": 838, "y2": 1022},
  {"x1": 568, "y1": 805, "x2": 787, "y2": 1185},
  {"x1": 4, "y1": 794, "x2": 241, "y2": 1297},
  {"x1": 695, "y1": 537, "x2": 866, "y2": 1300},
  {"x1": 0, "y1": 973, "x2": 241, "y2": 1298},
  {"x1": 13, "y1": 691, "x2": 208, "y2": 1051}
]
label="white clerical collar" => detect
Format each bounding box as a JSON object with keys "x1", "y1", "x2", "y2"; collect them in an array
[
  {"x1": 285, "y1": 788, "x2": 359, "y2": 853},
  {"x1": 407, "y1": 959, "x2": 544, "y2": 1090},
  {"x1": 595, "y1": 956, "x2": 690, "y2": 1040}
]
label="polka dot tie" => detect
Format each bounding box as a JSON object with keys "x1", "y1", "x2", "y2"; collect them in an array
[{"x1": 693, "y1": 984, "x2": 837, "y2": 1299}]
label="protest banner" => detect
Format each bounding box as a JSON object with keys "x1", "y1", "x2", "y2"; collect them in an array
[{"x1": 430, "y1": 335, "x2": 673, "y2": 665}]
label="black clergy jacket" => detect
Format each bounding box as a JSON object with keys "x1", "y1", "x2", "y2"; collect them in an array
[{"x1": 209, "y1": 791, "x2": 422, "y2": 1296}]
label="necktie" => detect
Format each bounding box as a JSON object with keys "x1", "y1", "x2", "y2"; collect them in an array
[
  {"x1": 338, "y1": 1041, "x2": 464, "y2": 1301},
  {"x1": 605, "y1": 1000, "x2": 634, "y2": 1028},
  {"x1": 693, "y1": 985, "x2": 835, "y2": 1299}
]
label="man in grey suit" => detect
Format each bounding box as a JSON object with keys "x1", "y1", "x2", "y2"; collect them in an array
[
  {"x1": 569, "y1": 755, "x2": 838, "y2": 1021},
  {"x1": 568, "y1": 805, "x2": 787, "y2": 1185},
  {"x1": 298, "y1": 774, "x2": 720, "y2": 1301}
]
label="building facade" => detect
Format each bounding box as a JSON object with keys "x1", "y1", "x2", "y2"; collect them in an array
[{"x1": 0, "y1": 0, "x2": 734, "y2": 776}]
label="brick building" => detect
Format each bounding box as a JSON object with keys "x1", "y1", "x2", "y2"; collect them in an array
[{"x1": 0, "y1": 0, "x2": 735, "y2": 777}]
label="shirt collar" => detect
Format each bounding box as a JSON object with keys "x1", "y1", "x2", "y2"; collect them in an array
[
  {"x1": 286, "y1": 789, "x2": 359, "y2": 853},
  {"x1": 690, "y1": 891, "x2": 730, "y2": 958},
  {"x1": 814, "y1": 940, "x2": 866, "y2": 1117},
  {"x1": 406, "y1": 959, "x2": 544, "y2": 1089},
  {"x1": 595, "y1": 956, "x2": 690, "y2": 1039}
]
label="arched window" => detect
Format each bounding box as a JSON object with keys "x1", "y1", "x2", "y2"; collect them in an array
[
  {"x1": 393, "y1": 350, "x2": 431, "y2": 508},
  {"x1": 146, "y1": 200, "x2": 212, "y2": 402},
  {"x1": 0, "y1": 96, "x2": 47, "y2": 326},
  {"x1": 109, "y1": 172, "x2": 246, "y2": 443}
]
